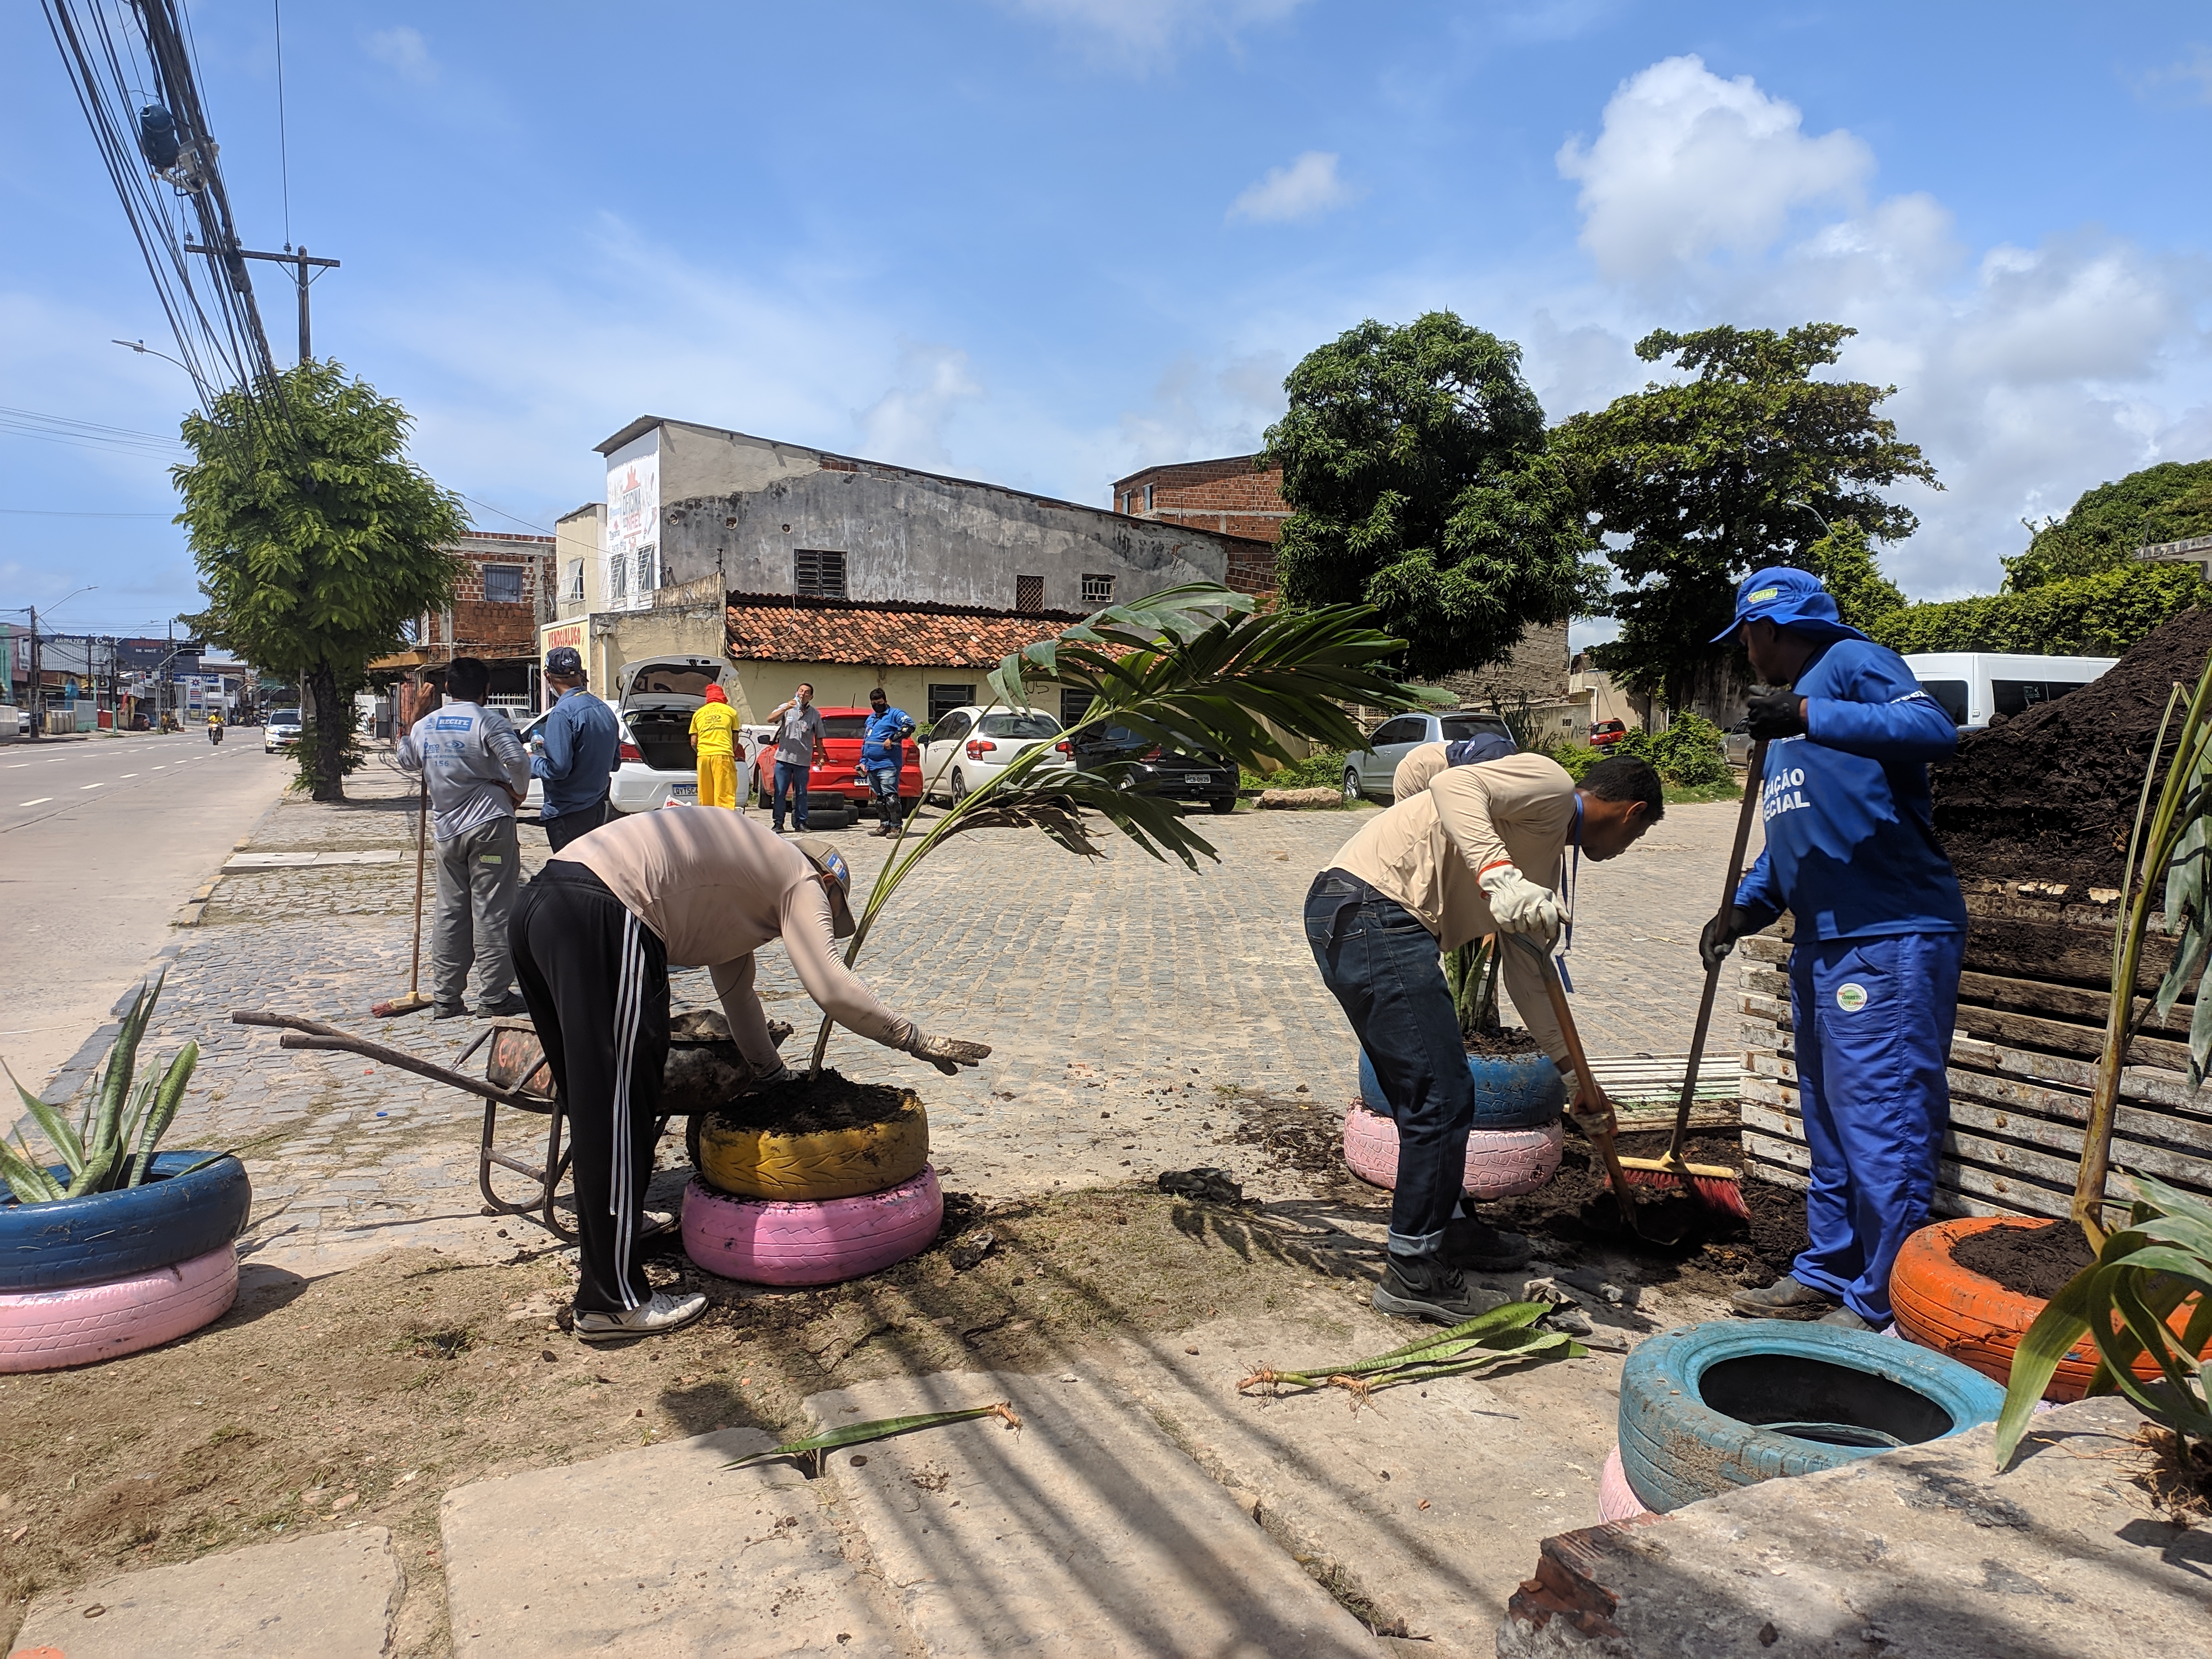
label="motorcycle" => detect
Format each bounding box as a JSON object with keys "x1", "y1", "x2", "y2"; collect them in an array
[{"x1": 208, "y1": 722, "x2": 224, "y2": 747}]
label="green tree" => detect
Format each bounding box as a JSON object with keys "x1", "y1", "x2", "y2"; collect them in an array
[
  {"x1": 1263, "y1": 312, "x2": 1594, "y2": 680},
  {"x1": 2004, "y1": 460, "x2": 2212, "y2": 590},
  {"x1": 1868, "y1": 562, "x2": 2208, "y2": 656},
  {"x1": 1805, "y1": 520, "x2": 1906, "y2": 630},
  {"x1": 1555, "y1": 324, "x2": 1938, "y2": 707},
  {"x1": 175, "y1": 362, "x2": 467, "y2": 801}
]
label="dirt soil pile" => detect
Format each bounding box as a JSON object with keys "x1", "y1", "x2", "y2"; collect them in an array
[
  {"x1": 703, "y1": 1070, "x2": 912, "y2": 1135},
  {"x1": 1932, "y1": 607, "x2": 2212, "y2": 891},
  {"x1": 1950, "y1": 1217, "x2": 2094, "y2": 1300}
]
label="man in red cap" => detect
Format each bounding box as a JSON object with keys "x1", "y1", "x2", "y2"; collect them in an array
[{"x1": 688, "y1": 683, "x2": 741, "y2": 810}]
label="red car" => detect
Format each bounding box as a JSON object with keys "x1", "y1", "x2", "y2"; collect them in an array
[
  {"x1": 751, "y1": 707, "x2": 923, "y2": 828},
  {"x1": 1588, "y1": 718, "x2": 1629, "y2": 748}
]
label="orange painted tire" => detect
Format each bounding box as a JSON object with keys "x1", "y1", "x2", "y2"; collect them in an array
[{"x1": 1890, "y1": 1217, "x2": 2211, "y2": 1402}]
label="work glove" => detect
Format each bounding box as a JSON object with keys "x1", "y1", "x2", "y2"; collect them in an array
[
  {"x1": 1745, "y1": 686, "x2": 1807, "y2": 740},
  {"x1": 1478, "y1": 865, "x2": 1563, "y2": 947},
  {"x1": 1699, "y1": 905, "x2": 1759, "y2": 971},
  {"x1": 1561, "y1": 1067, "x2": 1617, "y2": 1141},
  {"x1": 745, "y1": 1062, "x2": 797, "y2": 1092},
  {"x1": 901, "y1": 1028, "x2": 993, "y2": 1076}
]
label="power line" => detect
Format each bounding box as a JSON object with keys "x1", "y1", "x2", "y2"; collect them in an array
[
  {"x1": 272, "y1": 0, "x2": 290, "y2": 248},
  {"x1": 0, "y1": 509, "x2": 171, "y2": 519},
  {"x1": 455, "y1": 492, "x2": 554, "y2": 535}
]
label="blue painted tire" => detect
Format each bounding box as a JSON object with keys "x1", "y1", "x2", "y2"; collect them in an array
[
  {"x1": 1357, "y1": 1048, "x2": 1563, "y2": 1130},
  {"x1": 0, "y1": 1154, "x2": 252, "y2": 1293},
  {"x1": 1618, "y1": 1319, "x2": 2007, "y2": 1514}
]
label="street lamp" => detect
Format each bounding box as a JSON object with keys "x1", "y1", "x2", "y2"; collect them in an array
[{"x1": 112, "y1": 337, "x2": 193, "y2": 377}]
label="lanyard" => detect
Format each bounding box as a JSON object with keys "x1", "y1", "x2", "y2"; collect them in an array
[{"x1": 1556, "y1": 796, "x2": 1583, "y2": 994}]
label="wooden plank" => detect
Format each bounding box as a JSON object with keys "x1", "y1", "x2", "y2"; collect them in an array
[
  {"x1": 1943, "y1": 1068, "x2": 2212, "y2": 1155},
  {"x1": 1742, "y1": 1129, "x2": 1809, "y2": 1172},
  {"x1": 1741, "y1": 993, "x2": 1788, "y2": 1024},
  {"x1": 1744, "y1": 964, "x2": 1791, "y2": 999},
  {"x1": 1944, "y1": 1097, "x2": 2212, "y2": 1195},
  {"x1": 1953, "y1": 1004, "x2": 2192, "y2": 1070},
  {"x1": 1949, "y1": 1035, "x2": 2203, "y2": 1108},
  {"x1": 1957, "y1": 969, "x2": 2193, "y2": 1039},
  {"x1": 1741, "y1": 1078, "x2": 1797, "y2": 1113},
  {"x1": 1741, "y1": 935, "x2": 1792, "y2": 967}
]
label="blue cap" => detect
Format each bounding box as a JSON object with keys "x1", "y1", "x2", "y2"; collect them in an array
[{"x1": 1712, "y1": 566, "x2": 1868, "y2": 644}]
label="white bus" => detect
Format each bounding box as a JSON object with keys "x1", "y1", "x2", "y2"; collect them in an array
[{"x1": 1901, "y1": 651, "x2": 2117, "y2": 731}]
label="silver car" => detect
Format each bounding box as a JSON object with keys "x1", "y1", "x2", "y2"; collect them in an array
[{"x1": 1343, "y1": 710, "x2": 1516, "y2": 802}]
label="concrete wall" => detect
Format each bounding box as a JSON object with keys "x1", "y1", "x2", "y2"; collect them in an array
[
  {"x1": 555, "y1": 504, "x2": 604, "y2": 621},
  {"x1": 1432, "y1": 618, "x2": 1572, "y2": 707},
  {"x1": 634, "y1": 421, "x2": 1251, "y2": 614}
]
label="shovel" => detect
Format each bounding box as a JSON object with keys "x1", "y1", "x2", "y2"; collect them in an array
[
  {"x1": 373, "y1": 773, "x2": 434, "y2": 1017},
  {"x1": 1506, "y1": 933, "x2": 1681, "y2": 1246}
]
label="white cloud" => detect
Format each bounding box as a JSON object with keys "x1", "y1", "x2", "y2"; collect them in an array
[
  {"x1": 1228, "y1": 151, "x2": 1357, "y2": 224},
  {"x1": 1557, "y1": 55, "x2": 1871, "y2": 280},
  {"x1": 365, "y1": 26, "x2": 437, "y2": 85},
  {"x1": 1005, "y1": 0, "x2": 1307, "y2": 61},
  {"x1": 857, "y1": 343, "x2": 984, "y2": 472},
  {"x1": 2136, "y1": 43, "x2": 2212, "y2": 106}
]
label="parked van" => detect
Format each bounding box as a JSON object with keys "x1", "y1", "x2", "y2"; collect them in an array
[{"x1": 1901, "y1": 651, "x2": 2118, "y2": 731}]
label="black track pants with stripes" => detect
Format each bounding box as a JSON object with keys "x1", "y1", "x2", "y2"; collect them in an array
[{"x1": 511, "y1": 863, "x2": 669, "y2": 1313}]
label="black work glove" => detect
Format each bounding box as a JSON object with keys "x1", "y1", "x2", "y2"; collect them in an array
[
  {"x1": 1745, "y1": 687, "x2": 1807, "y2": 740},
  {"x1": 1699, "y1": 906, "x2": 1757, "y2": 971}
]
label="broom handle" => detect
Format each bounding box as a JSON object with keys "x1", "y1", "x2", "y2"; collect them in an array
[
  {"x1": 406, "y1": 772, "x2": 429, "y2": 997},
  {"x1": 1507, "y1": 934, "x2": 1650, "y2": 1241},
  {"x1": 1670, "y1": 737, "x2": 1769, "y2": 1165}
]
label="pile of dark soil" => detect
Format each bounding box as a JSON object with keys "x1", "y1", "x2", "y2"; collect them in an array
[
  {"x1": 1484, "y1": 1130, "x2": 1811, "y2": 1280},
  {"x1": 702, "y1": 1070, "x2": 912, "y2": 1136},
  {"x1": 1950, "y1": 1218, "x2": 2093, "y2": 1300},
  {"x1": 1465, "y1": 1027, "x2": 1541, "y2": 1056},
  {"x1": 1932, "y1": 607, "x2": 2212, "y2": 890}
]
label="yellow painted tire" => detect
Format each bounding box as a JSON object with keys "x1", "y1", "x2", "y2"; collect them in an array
[{"x1": 696, "y1": 1093, "x2": 930, "y2": 1201}]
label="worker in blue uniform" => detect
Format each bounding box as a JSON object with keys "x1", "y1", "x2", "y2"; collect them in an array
[{"x1": 1700, "y1": 567, "x2": 1967, "y2": 1331}]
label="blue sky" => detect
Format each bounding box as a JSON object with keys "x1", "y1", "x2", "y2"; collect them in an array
[{"x1": 3, "y1": 1, "x2": 2209, "y2": 644}]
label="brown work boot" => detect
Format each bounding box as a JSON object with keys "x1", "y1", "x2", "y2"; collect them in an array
[{"x1": 1729, "y1": 1275, "x2": 1836, "y2": 1320}]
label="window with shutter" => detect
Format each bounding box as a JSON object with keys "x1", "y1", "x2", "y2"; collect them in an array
[
  {"x1": 795, "y1": 549, "x2": 848, "y2": 598},
  {"x1": 1081, "y1": 573, "x2": 1114, "y2": 607}
]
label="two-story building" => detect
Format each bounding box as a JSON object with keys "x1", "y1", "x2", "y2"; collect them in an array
[{"x1": 382, "y1": 530, "x2": 558, "y2": 726}]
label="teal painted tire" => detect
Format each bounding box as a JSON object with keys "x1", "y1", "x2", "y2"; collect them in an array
[
  {"x1": 1618, "y1": 1319, "x2": 2007, "y2": 1513},
  {"x1": 1357, "y1": 1049, "x2": 1563, "y2": 1130}
]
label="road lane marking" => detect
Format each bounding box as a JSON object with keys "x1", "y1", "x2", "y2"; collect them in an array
[
  {"x1": 119, "y1": 773, "x2": 137, "y2": 779},
  {"x1": 80, "y1": 782, "x2": 103, "y2": 790},
  {"x1": 153, "y1": 765, "x2": 165, "y2": 769},
  {"x1": 19, "y1": 798, "x2": 49, "y2": 806}
]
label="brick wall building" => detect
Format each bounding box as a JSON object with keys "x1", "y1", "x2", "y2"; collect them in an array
[
  {"x1": 1112, "y1": 455, "x2": 1287, "y2": 545},
  {"x1": 382, "y1": 531, "x2": 558, "y2": 722}
]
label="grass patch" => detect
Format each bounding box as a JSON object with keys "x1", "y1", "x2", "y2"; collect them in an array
[{"x1": 1662, "y1": 778, "x2": 1744, "y2": 805}]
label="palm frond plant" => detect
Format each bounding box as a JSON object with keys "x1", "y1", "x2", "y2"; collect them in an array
[
  {"x1": 0, "y1": 973, "x2": 200, "y2": 1203},
  {"x1": 1994, "y1": 1173, "x2": 2212, "y2": 1470},
  {"x1": 1442, "y1": 937, "x2": 1504, "y2": 1045},
  {"x1": 807, "y1": 584, "x2": 1445, "y2": 1072},
  {"x1": 2073, "y1": 645, "x2": 2212, "y2": 1247}
]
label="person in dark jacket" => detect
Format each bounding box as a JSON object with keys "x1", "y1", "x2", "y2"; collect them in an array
[
  {"x1": 1701, "y1": 567, "x2": 1966, "y2": 1331},
  {"x1": 531, "y1": 646, "x2": 620, "y2": 852},
  {"x1": 860, "y1": 687, "x2": 916, "y2": 836}
]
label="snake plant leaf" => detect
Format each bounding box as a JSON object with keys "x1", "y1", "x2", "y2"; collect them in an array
[
  {"x1": 0, "y1": 1137, "x2": 64, "y2": 1203},
  {"x1": 4, "y1": 1060, "x2": 85, "y2": 1172},
  {"x1": 724, "y1": 1402, "x2": 1021, "y2": 1470}
]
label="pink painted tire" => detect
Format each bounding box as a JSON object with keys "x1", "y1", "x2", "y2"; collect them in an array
[
  {"x1": 0, "y1": 1243, "x2": 238, "y2": 1374},
  {"x1": 1599, "y1": 1446, "x2": 1653, "y2": 1524},
  {"x1": 1341, "y1": 1105, "x2": 1564, "y2": 1199},
  {"x1": 681, "y1": 1166, "x2": 943, "y2": 1286}
]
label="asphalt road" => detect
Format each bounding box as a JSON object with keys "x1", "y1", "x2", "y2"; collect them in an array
[{"x1": 0, "y1": 730, "x2": 292, "y2": 1092}]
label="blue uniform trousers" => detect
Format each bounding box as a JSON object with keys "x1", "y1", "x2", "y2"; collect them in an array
[{"x1": 1788, "y1": 930, "x2": 1964, "y2": 1323}]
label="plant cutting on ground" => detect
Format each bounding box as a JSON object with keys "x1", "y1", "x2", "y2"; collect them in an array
[
  {"x1": 804, "y1": 584, "x2": 1444, "y2": 1073},
  {"x1": 1237, "y1": 1301, "x2": 1584, "y2": 1408},
  {"x1": 727, "y1": 1400, "x2": 1024, "y2": 1477},
  {"x1": 0, "y1": 974, "x2": 201, "y2": 1202}
]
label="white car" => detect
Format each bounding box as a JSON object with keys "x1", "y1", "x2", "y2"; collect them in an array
[
  {"x1": 917, "y1": 706, "x2": 1072, "y2": 804},
  {"x1": 264, "y1": 708, "x2": 303, "y2": 753},
  {"x1": 610, "y1": 655, "x2": 721, "y2": 812}
]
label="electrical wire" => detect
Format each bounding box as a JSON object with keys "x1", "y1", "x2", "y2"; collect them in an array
[
  {"x1": 272, "y1": 0, "x2": 289, "y2": 248},
  {"x1": 0, "y1": 404, "x2": 187, "y2": 458}
]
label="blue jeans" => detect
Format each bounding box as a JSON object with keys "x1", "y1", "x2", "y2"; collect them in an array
[
  {"x1": 1790, "y1": 930, "x2": 1965, "y2": 1323},
  {"x1": 866, "y1": 763, "x2": 902, "y2": 828},
  {"x1": 772, "y1": 759, "x2": 809, "y2": 830},
  {"x1": 1305, "y1": 870, "x2": 1472, "y2": 1262}
]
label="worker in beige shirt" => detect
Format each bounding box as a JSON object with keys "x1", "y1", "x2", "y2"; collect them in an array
[
  {"x1": 1308, "y1": 752, "x2": 1664, "y2": 1325},
  {"x1": 510, "y1": 808, "x2": 989, "y2": 1339}
]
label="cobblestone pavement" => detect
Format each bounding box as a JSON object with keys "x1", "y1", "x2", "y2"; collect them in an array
[{"x1": 46, "y1": 756, "x2": 1753, "y2": 1277}]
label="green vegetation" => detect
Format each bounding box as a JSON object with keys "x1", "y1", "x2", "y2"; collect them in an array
[
  {"x1": 1556, "y1": 323, "x2": 1937, "y2": 708},
  {"x1": 1239, "y1": 747, "x2": 1350, "y2": 793},
  {"x1": 2005, "y1": 460, "x2": 2212, "y2": 590},
  {"x1": 1867, "y1": 559, "x2": 2208, "y2": 658},
  {"x1": 1, "y1": 975, "x2": 200, "y2": 1203},
  {"x1": 1238, "y1": 1301, "x2": 1583, "y2": 1402},
  {"x1": 176, "y1": 360, "x2": 467, "y2": 801},
  {"x1": 1264, "y1": 312, "x2": 1598, "y2": 680}
]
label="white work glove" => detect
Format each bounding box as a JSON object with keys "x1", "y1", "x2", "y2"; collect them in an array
[
  {"x1": 746, "y1": 1062, "x2": 797, "y2": 1092},
  {"x1": 1478, "y1": 864, "x2": 1563, "y2": 947},
  {"x1": 900, "y1": 1027, "x2": 992, "y2": 1076}
]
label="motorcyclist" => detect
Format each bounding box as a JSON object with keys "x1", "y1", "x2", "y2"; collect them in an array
[{"x1": 207, "y1": 711, "x2": 225, "y2": 745}]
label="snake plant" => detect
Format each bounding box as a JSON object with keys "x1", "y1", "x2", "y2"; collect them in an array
[{"x1": 0, "y1": 972, "x2": 200, "y2": 1203}]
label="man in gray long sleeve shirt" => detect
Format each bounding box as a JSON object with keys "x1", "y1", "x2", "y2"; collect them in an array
[{"x1": 397, "y1": 656, "x2": 533, "y2": 1018}]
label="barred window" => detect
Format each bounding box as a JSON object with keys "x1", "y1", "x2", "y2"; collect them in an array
[
  {"x1": 1015, "y1": 573, "x2": 1044, "y2": 614},
  {"x1": 795, "y1": 549, "x2": 848, "y2": 598},
  {"x1": 483, "y1": 564, "x2": 524, "y2": 604},
  {"x1": 1060, "y1": 687, "x2": 1095, "y2": 727},
  {"x1": 1081, "y1": 573, "x2": 1114, "y2": 607},
  {"x1": 927, "y1": 684, "x2": 974, "y2": 725}
]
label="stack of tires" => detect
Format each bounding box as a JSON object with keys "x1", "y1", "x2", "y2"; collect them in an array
[
  {"x1": 0, "y1": 1152, "x2": 251, "y2": 1373},
  {"x1": 1342, "y1": 1050, "x2": 1564, "y2": 1198},
  {"x1": 680, "y1": 1091, "x2": 943, "y2": 1286}
]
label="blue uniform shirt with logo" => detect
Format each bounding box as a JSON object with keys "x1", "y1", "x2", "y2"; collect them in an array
[
  {"x1": 861, "y1": 706, "x2": 915, "y2": 770},
  {"x1": 1733, "y1": 637, "x2": 1966, "y2": 941}
]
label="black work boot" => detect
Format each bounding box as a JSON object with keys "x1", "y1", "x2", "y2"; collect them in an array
[
  {"x1": 1373, "y1": 1256, "x2": 1511, "y2": 1324},
  {"x1": 1441, "y1": 1215, "x2": 1533, "y2": 1272},
  {"x1": 1729, "y1": 1275, "x2": 1837, "y2": 1320}
]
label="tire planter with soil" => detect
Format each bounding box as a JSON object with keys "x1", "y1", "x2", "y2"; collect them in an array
[
  {"x1": 1889, "y1": 1216, "x2": 2212, "y2": 1402},
  {"x1": 681, "y1": 1166, "x2": 943, "y2": 1286},
  {"x1": 0, "y1": 1153, "x2": 252, "y2": 1292},
  {"x1": 1618, "y1": 1318, "x2": 2006, "y2": 1514},
  {"x1": 1341, "y1": 1105, "x2": 1563, "y2": 1199},
  {"x1": 1357, "y1": 1050, "x2": 1564, "y2": 1131},
  {"x1": 0, "y1": 1242, "x2": 239, "y2": 1373},
  {"x1": 693, "y1": 1089, "x2": 929, "y2": 1202}
]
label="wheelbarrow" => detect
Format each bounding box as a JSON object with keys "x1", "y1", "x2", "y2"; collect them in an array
[{"x1": 231, "y1": 1008, "x2": 790, "y2": 1241}]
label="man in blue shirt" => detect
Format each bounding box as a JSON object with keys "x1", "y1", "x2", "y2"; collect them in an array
[
  {"x1": 1701, "y1": 568, "x2": 1966, "y2": 1331},
  {"x1": 531, "y1": 646, "x2": 620, "y2": 853},
  {"x1": 860, "y1": 687, "x2": 916, "y2": 837}
]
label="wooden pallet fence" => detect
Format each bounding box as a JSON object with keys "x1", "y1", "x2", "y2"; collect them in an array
[{"x1": 1736, "y1": 888, "x2": 2212, "y2": 1223}]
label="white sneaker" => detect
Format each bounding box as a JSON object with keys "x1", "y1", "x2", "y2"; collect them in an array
[
  {"x1": 639, "y1": 1208, "x2": 678, "y2": 1238},
  {"x1": 573, "y1": 1290, "x2": 707, "y2": 1341}
]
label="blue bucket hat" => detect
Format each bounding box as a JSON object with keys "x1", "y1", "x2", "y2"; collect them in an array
[{"x1": 1712, "y1": 566, "x2": 1869, "y2": 644}]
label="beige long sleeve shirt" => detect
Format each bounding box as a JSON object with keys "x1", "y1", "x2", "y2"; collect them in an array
[
  {"x1": 1327, "y1": 752, "x2": 1578, "y2": 1065},
  {"x1": 552, "y1": 809, "x2": 910, "y2": 1074}
]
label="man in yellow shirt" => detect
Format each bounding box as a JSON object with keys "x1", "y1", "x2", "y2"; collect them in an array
[{"x1": 688, "y1": 685, "x2": 741, "y2": 808}]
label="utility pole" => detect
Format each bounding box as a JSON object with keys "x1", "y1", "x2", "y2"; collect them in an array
[
  {"x1": 25, "y1": 607, "x2": 36, "y2": 742},
  {"x1": 184, "y1": 243, "x2": 338, "y2": 364}
]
